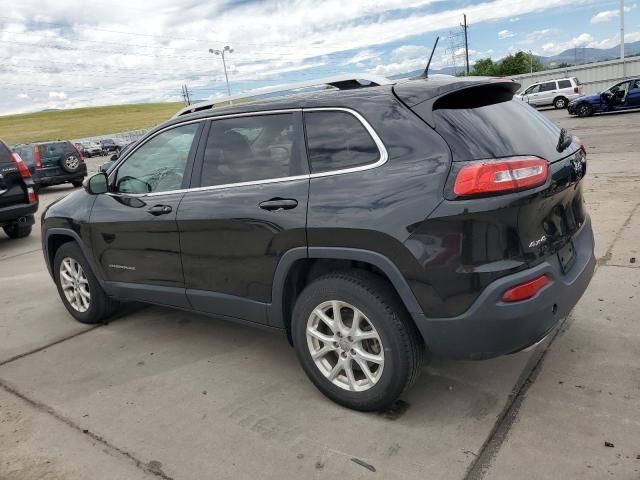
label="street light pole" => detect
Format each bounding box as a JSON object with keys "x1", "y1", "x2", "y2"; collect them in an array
[{"x1": 209, "y1": 46, "x2": 234, "y2": 98}]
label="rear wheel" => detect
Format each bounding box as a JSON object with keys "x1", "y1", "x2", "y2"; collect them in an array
[
  {"x1": 553, "y1": 97, "x2": 568, "y2": 109},
  {"x1": 60, "y1": 154, "x2": 81, "y2": 173},
  {"x1": 291, "y1": 270, "x2": 424, "y2": 411},
  {"x1": 3, "y1": 223, "x2": 32, "y2": 239},
  {"x1": 577, "y1": 103, "x2": 593, "y2": 117},
  {"x1": 54, "y1": 242, "x2": 120, "y2": 323}
]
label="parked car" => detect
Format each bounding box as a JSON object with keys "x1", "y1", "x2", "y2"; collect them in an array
[
  {"x1": 517, "y1": 77, "x2": 582, "y2": 109},
  {"x1": 76, "y1": 141, "x2": 103, "y2": 158},
  {"x1": 100, "y1": 138, "x2": 123, "y2": 154},
  {"x1": 568, "y1": 78, "x2": 640, "y2": 117},
  {"x1": 41, "y1": 75, "x2": 595, "y2": 411},
  {"x1": 13, "y1": 141, "x2": 87, "y2": 189},
  {"x1": 0, "y1": 139, "x2": 38, "y2": 238}
]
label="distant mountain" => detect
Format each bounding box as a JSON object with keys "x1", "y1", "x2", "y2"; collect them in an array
[{"x1": 543, "y1": 41, "x2": 640, "y2": 66}]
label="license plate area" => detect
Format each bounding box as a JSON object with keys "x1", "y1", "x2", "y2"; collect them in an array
[{"x1": 558, "y1": 240, "x2": 576, "y2": 273}]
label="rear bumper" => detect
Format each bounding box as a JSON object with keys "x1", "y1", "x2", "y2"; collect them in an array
[
  {"x1": 0, "y1": 202, "x2": 37, "y2": 225},
  {"x1": 413, "y1": 215, "x2": 595, "y2": 359},
  {"x1": 36, "y1": 164, "x2": 87, "y2": 186}
]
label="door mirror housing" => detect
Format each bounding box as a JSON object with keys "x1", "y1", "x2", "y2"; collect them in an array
[{"x1": 84, "y1": 172, "x2": 109, "y2": 195}]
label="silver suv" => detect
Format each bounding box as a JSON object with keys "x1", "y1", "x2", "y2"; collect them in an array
[{"x1": 517, "y1": 77, "x2": 582, "y2": 109}]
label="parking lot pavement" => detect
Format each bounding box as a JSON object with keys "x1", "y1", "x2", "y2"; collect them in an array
[{"x1": 1, "y1": 111, "x2": 639, "y2": 480}]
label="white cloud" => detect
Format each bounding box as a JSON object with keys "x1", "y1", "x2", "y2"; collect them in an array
[
  {"x1": 498, "y1": 29, "x2": 515, "y2": 39},
  {"x1": 48, "y1": 92, "x2": 67, "y2": 99},
  {"x1": 591, "y1": 5, "x2": 634, "y2": 24},
  {"x1": 17, "y1": 93, "x2": 29, "y2": 99}
]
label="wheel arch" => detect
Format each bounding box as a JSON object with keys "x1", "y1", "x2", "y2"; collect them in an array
[
  {"x1": 269, "y1": 247, "x2": 424, "y2": 343},
  {"x1": 45, "y1": 228, "x2": 103, "y2": 283}
]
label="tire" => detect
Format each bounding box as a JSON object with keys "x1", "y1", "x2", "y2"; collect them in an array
[
  {"x1": 53, "y1": 242, "x2": 120, "y2": 324},
  {"x1": 291, "y1": 270, "x2": 424, "y2": 411},
  {"x1": 3, "y1": 223, "x2": 32, "y2": 239},
  {"x1": 553, "y1": 97, "x2": 568, "y2": 109},
  {"x1": 71, "y1": 179, "x2": 83, "y2": 188},
  {"x1": 577, "y1": 103, "x2": 593, "y2": 118},
  {"x1": 60, "y1": 154, "x2": 81, "y2": 173}
]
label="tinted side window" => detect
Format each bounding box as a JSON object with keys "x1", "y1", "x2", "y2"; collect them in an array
[
  {"x1": 0, "y1": 142, "x2": 12, "y2": 164},
  {"x1": 200, "y1": 113, "x2": 297, "y2": 187},
  {"x1": 557, "y1": 80, "x2": 571, "y2": 89},
  {"x1": 540, "y1": 82, "x2": 556, "y2": 92},
  {"x1": 115, "y1": 123, "x2": 198, "y2": 194},
  {"x1": 305, "y1": 111, "x2": 379, "y2": 173}
]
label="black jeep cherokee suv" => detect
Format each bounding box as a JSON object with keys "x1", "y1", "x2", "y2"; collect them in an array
[
  {"x1": 41, "y1": 76, "x2": 595, "y2": 410},
  {"x1": 0, "y1": 139, "x2": 38, "y2": 238}
]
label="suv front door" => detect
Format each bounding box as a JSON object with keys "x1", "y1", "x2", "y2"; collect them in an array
[
  {"x1": 90, "y1": 122, "x2": 202, "y2": 308},
  {"x1": 177, "y1": 111, "x2": 308, "y2": 325}
]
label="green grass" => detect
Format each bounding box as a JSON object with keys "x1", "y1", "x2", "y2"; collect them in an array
[{"x1": 0, "y1": 102, "x2": 184, "y2": 145}]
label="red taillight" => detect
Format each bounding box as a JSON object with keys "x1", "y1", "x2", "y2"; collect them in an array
[
  {"x1": 27, "y1": 187, "x2": 37, "y2": 203},
  {"x1": 12, "y1": 153, "x2": 31, "y2": 179},
  {"x1": 71, "y1": 143, "x2": 84, "y2": 162},
  {"x1": 502, "y1": 275, "x2": 549, "y2": 302},
  {"x1": 33, "y1": 145, "x2": 42, "y2": 169},
  {"x1": 573, "y1": 86, "x2": 579, "y2": 94},
  {"x1": 452, "y1": 156, "x2": 548, "y2": 198}
]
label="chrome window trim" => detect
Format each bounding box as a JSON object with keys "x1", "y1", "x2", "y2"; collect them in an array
[{"x1": 107, "y1": 107, "x2": 387, "y2": 198}]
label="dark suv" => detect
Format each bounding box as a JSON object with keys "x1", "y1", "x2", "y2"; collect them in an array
[
  {"x1": 14, "y1": 141, "x2": 87, "y2": 189},
  {"x1": 0, "y1": 139, "x2": 38, "y2": 238},
  {"x1": 41, "y1": 76, "x2": 595, "y2": 410},
  {"x1": 100, "y1": 138, "x2": 123, "y2": 154}
]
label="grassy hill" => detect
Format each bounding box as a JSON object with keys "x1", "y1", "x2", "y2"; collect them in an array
[{"x1": 0, "y1": 102, "x2": 184, "y2": 145}]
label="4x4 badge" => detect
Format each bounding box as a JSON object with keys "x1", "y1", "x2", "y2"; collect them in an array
[{"x1": 529, "y1": 235, "x2": 547, "y2": 248}]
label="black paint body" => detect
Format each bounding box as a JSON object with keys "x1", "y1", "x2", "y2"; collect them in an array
[{"x1": 42, "y1": 77, "x2": 596, "y2": 359}]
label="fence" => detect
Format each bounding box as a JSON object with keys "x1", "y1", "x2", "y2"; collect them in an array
[
  {"x1": 72, "y1": 128, "x2": 149, "y2": 146},
  {"x1": 510, "y1": 56, "x2": 640, "y2": 95}
]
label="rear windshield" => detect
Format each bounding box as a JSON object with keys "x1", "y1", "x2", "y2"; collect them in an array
[
  {"x1": 13, "y1": 145, "x2": 34, "y2": 164},
  {"x1": 430, "y1": 97, "x2": 569, "y2": 162},
  {"x1": 40, "y1": 141, "x2": 73, "y2": 157}
]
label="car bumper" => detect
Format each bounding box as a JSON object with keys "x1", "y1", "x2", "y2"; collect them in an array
[
  {"x1": 36, "y1": 163, "x2": 87, "y2": 186},
  {"x1": 0, "y1": 202, "x2": 37, "y2": 225},
  {"x1": 412, "y1": 215, "x2": 595, "y2": 359}
]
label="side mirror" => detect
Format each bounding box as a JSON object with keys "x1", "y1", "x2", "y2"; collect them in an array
[
  {"x1": 84, "y1": 172, "x2": 109, "y2": 195},
  {"x1": 98, "y1": 161, "x2": 114, "y2": 173},
  {"x1": 110, "y1": 154, "x2": 118, "y2": 161}
]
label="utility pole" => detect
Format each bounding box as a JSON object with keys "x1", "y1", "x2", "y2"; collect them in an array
[
  {"x1": 621, "y1": 0, "x2": 626, "y2": 78},
  {"x1": 209, "y1": 46, "x2": 234, "y2": 98},
  {"x1": 462, "y1": 14, "x2": 470, "y2": 75},
  {"x1": 181, "y1": 85, "x2": 192, "y2": 106},
  {"x1": 529, "y1": 50, "x2": 533, "y2": 73}
]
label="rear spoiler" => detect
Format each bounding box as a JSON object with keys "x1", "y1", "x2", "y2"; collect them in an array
[{"x1": 393, "y1": 77, "x2": 521, "y2": 127}]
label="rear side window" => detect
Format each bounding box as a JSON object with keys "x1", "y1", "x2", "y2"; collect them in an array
[
  {"x1": 13, "y1": 146, "x2": 34, "y2": 164},
  {"x1": 557, "y1": 80, "x2": 571, "y2": 89},
  {"x1": 200, "y1": 113, "x2": 298, "y2": 187},
  {"x1": 304, "y1": 111, "x2": 379, "y2": 173},
  {"x1": 539, "y1": 81, "x2": 556, "y2": 92}
]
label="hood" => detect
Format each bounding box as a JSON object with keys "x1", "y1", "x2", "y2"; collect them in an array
[{"x1": 570, "y1": 93, "x2": 599, "y2": 104}]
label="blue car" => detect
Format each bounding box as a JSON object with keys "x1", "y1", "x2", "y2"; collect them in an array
[{"x1": 568, "y1": 78, "x2": 640, "y2": 117}]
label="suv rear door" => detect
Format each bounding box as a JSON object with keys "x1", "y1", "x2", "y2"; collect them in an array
[
  {"x1": 0, "y1": 141, "x2": 27, "y2": 208},
  {"x1": 177, "y1": 111, "x2": 308, "y2": 325},
  {"x1": 90, "y1": 122, "x2": 203, "y2": 307}
]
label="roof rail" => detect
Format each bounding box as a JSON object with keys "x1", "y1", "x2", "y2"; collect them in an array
[{"x1": 172, "y1": 73, "x2": 393, "y2": 118}]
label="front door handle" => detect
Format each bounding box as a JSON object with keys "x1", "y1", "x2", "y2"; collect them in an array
[
  {"x1": 148, "y1": 204, "x2": 173, "y2": 216},
  {"x1": 259, "y1": 198, "x2": 298, "y2": 211}
]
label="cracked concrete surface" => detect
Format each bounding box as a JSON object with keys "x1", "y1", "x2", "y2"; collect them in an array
[{"x1": 1, "y1": 111, "x2": 639, "y2": 479}]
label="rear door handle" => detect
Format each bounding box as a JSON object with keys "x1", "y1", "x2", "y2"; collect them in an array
[
  {"x1": 148, "y1": 204, "x2": 173, "y2": 216},
  {"x1": 259, "y1": 198, "x2": 298, "y2": 211}
]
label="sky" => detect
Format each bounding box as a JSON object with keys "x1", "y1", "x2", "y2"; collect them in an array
[{"x1": 1, "y1": 0, "x2": 639, "y2": 115}]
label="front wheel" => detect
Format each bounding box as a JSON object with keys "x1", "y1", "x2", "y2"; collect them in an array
[
  {"x1": 577, "y1": 103, "x2": 593, "y2": 117},
  {"x1": 54, "y1": 242, "x2": 120, "y2": 323},
  {"x1": 292, "y1": 270, "x2": 424, "y2": 411}
]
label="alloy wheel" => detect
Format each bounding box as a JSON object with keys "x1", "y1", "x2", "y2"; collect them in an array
[
  {"x1": 59, "y1": 257, "x2": 91, "y2": 312},
  {"x1": 65, "y1": 155, "x2": 79, "y2": 170},
  {"x1": 306, "y1": 300, "x2": 384, "y2": 392}
]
